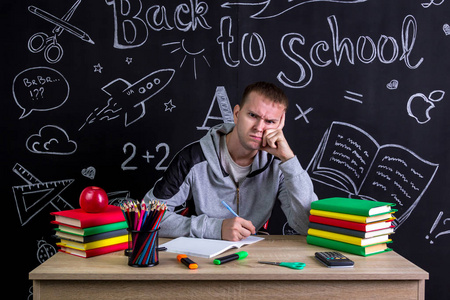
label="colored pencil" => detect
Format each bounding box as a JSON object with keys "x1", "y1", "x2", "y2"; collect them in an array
[{"x1": 120, "y1": 199, "x2": 166, "y2": 266}]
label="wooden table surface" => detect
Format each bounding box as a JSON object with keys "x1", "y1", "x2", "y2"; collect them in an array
[{"x1": 29, "y1": 235, "x2": 428, "y2": 299}]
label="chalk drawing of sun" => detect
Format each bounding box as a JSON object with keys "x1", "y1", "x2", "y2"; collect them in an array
[{"x1": 163, "y1": 39, "x2": 211, "y2": 80}]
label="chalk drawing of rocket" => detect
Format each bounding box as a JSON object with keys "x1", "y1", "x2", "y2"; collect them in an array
[{"x1": 80, "y1": 68, "x2": 175, "y2": 129}]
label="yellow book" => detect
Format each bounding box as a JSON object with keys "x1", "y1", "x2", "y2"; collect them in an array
[
  {"x1": 308, "y1": 228, "x2": 391, "y2": 246},
  {"x1": 309, "y1": 209, "x2": 395, "y2": 224},
  {"x1": 57, "y1": 234, "x2": 128, "y2": 250}
]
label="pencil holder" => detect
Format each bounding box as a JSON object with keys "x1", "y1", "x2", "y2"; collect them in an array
[{"x1": 127, "y1": 228, "x2": 160, "y2": 267}]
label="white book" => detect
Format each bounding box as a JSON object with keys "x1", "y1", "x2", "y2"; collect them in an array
[{"x1": 160, "y1": 236, "x2": 264, "y2": 258}]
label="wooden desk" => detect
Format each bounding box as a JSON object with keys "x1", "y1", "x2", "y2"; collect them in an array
[{"x1": 29, "y1": 235, "x2": 428, "y2": 299}]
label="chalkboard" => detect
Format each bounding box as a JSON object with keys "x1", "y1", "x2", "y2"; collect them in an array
[{"x1": 2, "y1": 0, "x2": 450, "y2": 298}]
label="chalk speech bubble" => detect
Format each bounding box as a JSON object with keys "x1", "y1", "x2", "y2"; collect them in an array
[{"x1": 12, "y1": 66, "x2": 70, "y2": 119}]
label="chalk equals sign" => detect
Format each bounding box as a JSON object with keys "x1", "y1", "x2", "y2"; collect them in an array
[{"x1": 344, "y1": 90, "x2": 363, "y2": 104}]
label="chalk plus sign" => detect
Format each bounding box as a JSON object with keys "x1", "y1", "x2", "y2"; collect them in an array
[{"x1": 142, "y1": 150, "x2": 155, "y2": 163}]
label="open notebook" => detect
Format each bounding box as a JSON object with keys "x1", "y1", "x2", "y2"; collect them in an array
[{"x1": 160, "y1": 236, "x2": 264, "y2": 258}]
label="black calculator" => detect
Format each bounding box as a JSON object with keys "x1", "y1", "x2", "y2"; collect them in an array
[{"x1": 315, "y1": 251, "x2": 354, "y2": 268}]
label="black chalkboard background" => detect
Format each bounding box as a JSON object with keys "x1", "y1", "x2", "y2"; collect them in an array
[{"x1": 2, "y1": 0, "x2": 450, "y2": 298}]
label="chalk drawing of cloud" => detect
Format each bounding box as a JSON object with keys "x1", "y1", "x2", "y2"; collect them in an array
[{"x1": 26, "y1": 125, "x2": 77, "y2": 155}]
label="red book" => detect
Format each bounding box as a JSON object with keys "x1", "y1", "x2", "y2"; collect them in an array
[
  {"x1": 309, "y1": 215, "x2": 394, "y2": 232},
  {"x1": 57, "y1": 242, "x2": 128, "y2": 258},
  {"x1": 51, "y1": 205, "x2": 125, "y2": 228}
]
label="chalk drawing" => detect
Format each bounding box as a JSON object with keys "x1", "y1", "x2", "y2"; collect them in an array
[
  {"x1": 294, "y1": 104, "x2": 313, "y2": 124},
  {"x1": 93, "y1": 63, "x2": 103, "y2": 73},
  {"x1": 27, "y1": 1, "x2": 94, "y2": 64},
  {"x1": 106, "y1": 0, "x2": 211, "y2": 49},
  {"x1": 216, "y1": 13, "x2": 423, "y2": 90},
  {"x1": 217, "y1": 16, "x2": 266, "y2": 68},
  {"x1": 407, "y1": 90, "x2": 444, "y2": 124},
  {"x1": 425, "y1": 211, "x2": 450, "y2": 244},
  {"x1": 26, "y1": 125, "x2": 77, "y2": 155},
  {"x1": 81, "y1": 166, "x2": 96, "y2": 179},
  {"x1": 277, "y1": 15, "x2": 423, "y2": 89},
  {"x1": 163, "y1": 39, "x2": 211, "y2": 80},
  {"x1": 217, "y1": 17, "x2": 239, "y2": 67},
  {"x1": 12, "y1": 67, "x2": 70, "y2": 119},
  {"x1": 12, "y1": 163, "x2": 74, "y2": 226},
  {"x1": 107, "y1": 190, "x2": 132, "y2": 206},
  {"x1": 197, "y1": 86, "x2": 234, "y2": 130},
  {"x1": 387, "y1": 80, "x2": 399, "y2": 90},
  {"x1": 307, "y1": 121, "x2": 439, "y2": 228},
  {"x1": 121, "y1": 142, "x2": 171, "y2": 171},
  {"x1": 79, "y1": 69, "x2": 175, "y2": 129},
  {"x1": 344, "y1": 90, "x2": 363, "y2": 103},
  {"x1": 443, "y1": 24, "x2": 450, "y2": 35},
  {"x1": 37, "y1": 238, "x2": 56, "y2": 263},
  {"x1": 421, "y1": 0, "x2": 445, "y2": 8},
  {"x1": 164, "y1": 100, "x2": 176, "y2": 112},
  {"x1": 222, "y1": 0, "x2": 367, "y2": 19}
]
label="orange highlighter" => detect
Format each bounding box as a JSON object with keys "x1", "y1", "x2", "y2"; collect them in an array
[{"x1": 177, "y1": 254, "x2": 198, "y2": 269}]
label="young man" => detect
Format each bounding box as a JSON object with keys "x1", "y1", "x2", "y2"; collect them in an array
[{"x1": 144, "y1": 82, "x2": 317, "y2": 241}]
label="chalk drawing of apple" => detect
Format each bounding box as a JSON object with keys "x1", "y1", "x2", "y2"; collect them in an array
[{"x1": 407, "y1": 90, "x2": 444, "y2": 124}]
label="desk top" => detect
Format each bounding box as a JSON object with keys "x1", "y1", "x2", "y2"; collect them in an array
[{"x1": 29, "y1": 235, "x2": 428, "y2": 281}]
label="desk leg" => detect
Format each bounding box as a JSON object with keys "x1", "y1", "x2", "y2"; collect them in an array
[
  {"x1": 32, "y1": 281, "x2": 40, "y2": 300},
  {"x1": 418, "y1": 279, "x2": 425, "y2": 300}
]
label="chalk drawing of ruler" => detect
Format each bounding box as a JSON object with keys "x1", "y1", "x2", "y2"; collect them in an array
[{"x1": 12, "y1": 163, "x2": 74, "y2": 226}]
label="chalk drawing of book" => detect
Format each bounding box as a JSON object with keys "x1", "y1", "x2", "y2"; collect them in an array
[{"x1": 307, "y1": 121, "x2": 439, "y2": 228}]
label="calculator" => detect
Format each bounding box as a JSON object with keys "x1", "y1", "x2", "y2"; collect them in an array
[{"x1": 315, "y1": 251, "x2": 354, "y2": 268}]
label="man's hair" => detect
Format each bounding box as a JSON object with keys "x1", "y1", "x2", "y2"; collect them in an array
[{"x1": 240, "y1": 81, "x2": 288, "y2": 110}]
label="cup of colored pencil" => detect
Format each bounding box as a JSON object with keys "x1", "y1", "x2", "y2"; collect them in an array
[{"x1": 120, "y1": 199, "x2": 166, "y2": 267}]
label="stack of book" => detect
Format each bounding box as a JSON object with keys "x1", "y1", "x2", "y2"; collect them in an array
[
  {"x1": 306, "y1": 197, "x2": 396, "y2": 256},
  {"x1": 51, "y1": 205, "x2": 128, "y2": 258}
]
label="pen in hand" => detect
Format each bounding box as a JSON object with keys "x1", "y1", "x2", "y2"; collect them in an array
[
  {"x1": 221, "y1": 200, "x2": 239, "y2": 217},
  {"x1": 221, "y1": 201, "x2": 256, "y2": 239}
]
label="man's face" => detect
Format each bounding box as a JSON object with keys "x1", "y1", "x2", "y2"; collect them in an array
[{"x1": 233, "y1": 91, "x2": 286, "y2": 152}]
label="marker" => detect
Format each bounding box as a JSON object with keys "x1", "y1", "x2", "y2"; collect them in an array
[
  {"x1": 221, "y1": 200, "x2": 239, "y2": 217},
  {"x1": 213, "y1": 251, "x2": 248, "y2": 265},
  {"x1": 177, "y1": 254, "x2": 198, "y2": 269}
]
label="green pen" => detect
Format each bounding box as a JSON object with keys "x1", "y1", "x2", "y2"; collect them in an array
[{"x1": 213, "y1": 251, "x2": 248, "y2": 265}]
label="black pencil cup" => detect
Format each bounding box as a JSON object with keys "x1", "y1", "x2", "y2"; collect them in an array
[{"x1": 127, "y1": 228, "x2": 160, "y2": 267}]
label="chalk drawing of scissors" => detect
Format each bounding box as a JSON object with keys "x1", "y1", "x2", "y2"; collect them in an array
[{"x1": 27, "y1": 0, "x2": 94, "y2": 64}]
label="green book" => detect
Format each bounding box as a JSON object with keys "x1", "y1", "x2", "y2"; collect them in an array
[
  {"x1": 52, "y1": 220, "x2": 128, "y2": 236},
  {"x1": 306, "y1": 235, "x2": 393, "y2": 257},
  {"x1": 311, "y1": 197, "x2": 396, "y2": 216},
  {"x1": 54, "y1": 228, "x2": 128, "y2": 243}
]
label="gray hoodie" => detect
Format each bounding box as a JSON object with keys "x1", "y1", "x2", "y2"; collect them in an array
[{"x1": 144, "y1": 123, "x2": 318, "y2": 239}]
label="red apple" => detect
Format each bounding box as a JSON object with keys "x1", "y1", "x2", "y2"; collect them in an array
[{"x1": 79, "y1": 186, "x2": 108, "y2": 213}]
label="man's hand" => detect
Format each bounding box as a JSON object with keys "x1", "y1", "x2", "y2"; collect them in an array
[
  {"x1": 221, "y1": 217, "x2": 256, "y2": 241},
  {"x1": 261, "y1": 113, "x2": 294, "y2": 162}
]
